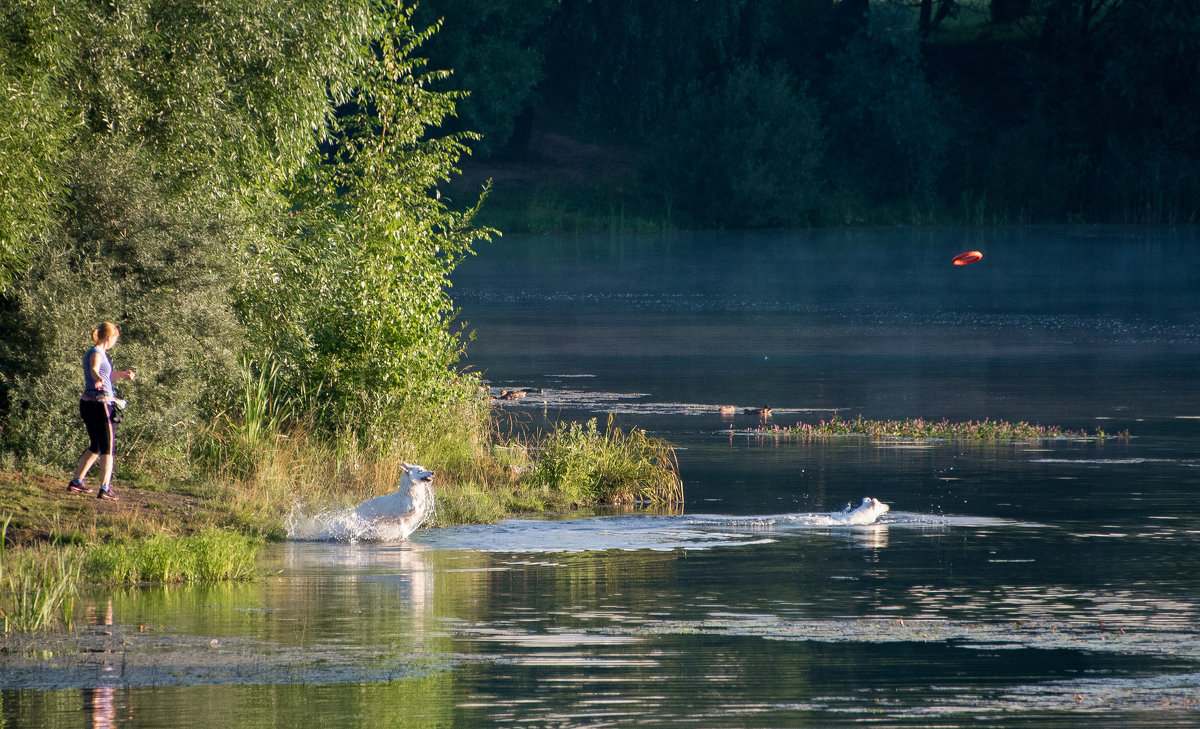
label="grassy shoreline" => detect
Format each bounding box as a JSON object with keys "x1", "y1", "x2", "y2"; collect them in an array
[
  {"x1": 0, "y1": 413, "x2": 683, "y2": 633},
  {"x1": 2, "y1": 408, "x2": 1125, "y2": 633}
]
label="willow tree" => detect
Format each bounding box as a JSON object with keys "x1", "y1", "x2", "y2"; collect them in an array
[
  {"x1": 240, "y1": 6, "x2": 494, "y2": 441},
  {"x1": 0, "y1": 0, "x2": 385, "y2": 463}
]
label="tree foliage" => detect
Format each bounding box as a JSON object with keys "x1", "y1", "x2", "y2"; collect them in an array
[
  {"x1": 240, "y1": 6, "x2": 494, "y2": 439},
  {"x1": 542, "y1": 0, "x2": 763, "y2": 134},
  {"x1": 410, "y1": 0, "x2": 555, "y2": 157},
  {"x1": 0, "y1": 0, "x2": 489, "y2": 464},
  {"x1": 652, "y1": 64, "x2": 824, "y2": 228},
  {"x1": 431, "y1": 0, "x2": 1198, "y2": 225},
  {"x1": 825, "y1": 5, "x2": 949, "y2": 204}
]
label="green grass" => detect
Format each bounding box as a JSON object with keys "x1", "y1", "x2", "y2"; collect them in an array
[
  {"x1": 85, "y1": 529, "x2": 259, "y2": 585},
  {"x1": 1, "y1": 520, "x2": 258, "y2": 633},
  {"x1": 1, "y1": 516, "x2": 83, "y2": 633},
  {"x1": 525, "y1": 417, "x2": 684, "y2": 506}
]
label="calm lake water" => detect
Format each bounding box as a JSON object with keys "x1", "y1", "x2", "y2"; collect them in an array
[{"x1": 6, "y1": 226, "x2": 1200, "y2": 728}]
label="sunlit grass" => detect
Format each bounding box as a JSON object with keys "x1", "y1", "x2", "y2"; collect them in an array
[
  {"x1": 1, "y1": 516, "x2": 83, "y2": 633},
  {"x1": 525, "y1": 417, "x2": 684, "y2": 506},
  {"x1": 209, "y1": 409, "x2": 684, "y2": 529},
  {"x1": 85, "y1": 529, "x2": 259, "y2": 584},
  {"x1": 199, "y1": 364, "x2": 683, "y2": 528}
]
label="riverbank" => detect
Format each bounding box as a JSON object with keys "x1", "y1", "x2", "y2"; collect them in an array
[
  {"x1": 0, "y1": 415, "x2": 683, "y2": 553},
  {"x1": 0, "y1": 471, "x2": 224, "y2": 549},
  {"x1": 0, "y1": 413, "x2": 683, "y2": 631}
]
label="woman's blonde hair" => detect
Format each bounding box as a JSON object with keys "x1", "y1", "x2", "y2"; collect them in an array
[{"x1": 91, "y1": 322, "x2": 120, "y2": 346}]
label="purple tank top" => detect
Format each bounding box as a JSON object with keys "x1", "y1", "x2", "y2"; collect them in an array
[{"x1": 83, "y1": 346, "x2": 112, "y2": 398}]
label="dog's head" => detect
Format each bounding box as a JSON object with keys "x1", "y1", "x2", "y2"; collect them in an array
[
  {"x1": 399, "y1": 462, "x2": 435, "y2": 489},
  {"x1": 859, "y1": 497, "x2": 890, "y2": 518}
]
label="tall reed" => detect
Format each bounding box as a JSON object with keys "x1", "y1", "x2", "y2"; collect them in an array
[
  {"x1": 526, "y1": 417, "x2": 683, "y2": 506},
  {"x1": 86, "y1": 529, "x2": 259, "y2": 584},
  {"x1": 1, "y1": 517, "x2": 83, "y2": 633},
  {"x1": 201, "y1": 359, "x2": 298, "y2": 482}
]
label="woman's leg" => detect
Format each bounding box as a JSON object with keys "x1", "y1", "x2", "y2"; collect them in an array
[
  {"x1": 73, "y1": 449, "x2": 98, "y2": 481},
  {"x1": 71, "y1": 400, "x2": 101, "y2": 492},
  {"x1": 97, "y1": 406, "x2": 117, "y2": 498},
  {"x1": 100, "y1": 454, "x2": 114, "y2": 487},
  {"x1": 75, "y1": 400, "x2": 116, "y2": 496}
]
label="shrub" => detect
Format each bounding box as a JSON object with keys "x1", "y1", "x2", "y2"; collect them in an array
[{"x1": 526, "y1": 418, "x2": 683, "y2": 507}]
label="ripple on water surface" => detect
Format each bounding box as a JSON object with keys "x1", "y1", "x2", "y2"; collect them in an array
[{"x1": 411, "y1": 510, "x2": 1002, "y2": 553}]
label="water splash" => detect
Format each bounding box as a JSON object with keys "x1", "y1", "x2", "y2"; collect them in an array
[
  {"x1": 286, "y1": 481, "x2": 435, "y2": 543},
  {"x1": 415, "y1": 501, "x2": 901, "y2": 553}
]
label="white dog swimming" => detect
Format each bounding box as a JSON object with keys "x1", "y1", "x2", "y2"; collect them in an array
[
  {"x1": 287, "y1": 462, "x2": 436, "y2": 542},
  {"x1": 687, "y1": 497, "x2": 891, "y2": 531},
  {"x1": 834, "y1": 497, "x2": 890, "y2": 525}
]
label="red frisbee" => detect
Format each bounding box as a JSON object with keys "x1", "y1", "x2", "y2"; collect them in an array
[{"x1": 952, "y1": 250, "x2": 983, "y2": 266}]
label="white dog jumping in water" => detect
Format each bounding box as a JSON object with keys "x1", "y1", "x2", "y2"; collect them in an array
[
  {"x1": 352, "y1": 463, "x2": 436, "y2": 539},
  {"x1": 287, "y1": 463, "x2": 436, "y2": 541}
]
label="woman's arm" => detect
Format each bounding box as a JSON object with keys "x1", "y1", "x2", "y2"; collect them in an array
[{"x1": 113, "y1": 369, "x2": 136, "y2": 382}]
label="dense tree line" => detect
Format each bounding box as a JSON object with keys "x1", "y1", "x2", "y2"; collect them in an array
[
  {"x1": 0, "y1": 0, "x2": 490, "y2": 467},
  {"x1": 1, "y1": 0, "x2": 1195, "y2": 471},
  {"x1": 417, "y1": 0, "x2": 1200, "y2": 226}
]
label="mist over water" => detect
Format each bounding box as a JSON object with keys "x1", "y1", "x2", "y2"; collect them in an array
[{"x1": 7, "y1": 227, "x2": 1200, "y2": 728}]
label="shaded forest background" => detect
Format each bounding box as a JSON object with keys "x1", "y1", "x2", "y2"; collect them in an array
[
  {"x1": 0, "y1": 0, "x2": 1196, "y2": 476},
  {"x1": 420, "y1": 0, "x2": 1200, "y2": 229}
]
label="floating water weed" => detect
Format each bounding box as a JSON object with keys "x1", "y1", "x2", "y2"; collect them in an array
[{"x1": 736, "y1": 415, "x2": 1126, "y2": 442}]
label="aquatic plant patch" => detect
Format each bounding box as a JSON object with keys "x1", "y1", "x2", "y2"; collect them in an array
[{"x1": 730, "y1": 415, "x2": 1126, "y2": 442}]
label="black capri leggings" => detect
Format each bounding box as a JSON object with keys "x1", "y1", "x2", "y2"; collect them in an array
[{"x1": 79, "y1": 400, "x2": 115, "y2": 456}]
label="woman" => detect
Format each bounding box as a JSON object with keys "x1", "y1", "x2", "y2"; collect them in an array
[{"x1": 67, "y1": 322, "x2": 135, "y2": 500}]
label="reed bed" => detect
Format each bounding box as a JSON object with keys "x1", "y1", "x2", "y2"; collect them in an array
[
  {"x1": 1, "y1": 517, "x2": 83, "y2": 633},
  {"x1": 739, "y1": 415, "x2": 1125, "y2": 442},
  {"x1": 86, "y1": 529, "x2": 259, "y2": 584}
]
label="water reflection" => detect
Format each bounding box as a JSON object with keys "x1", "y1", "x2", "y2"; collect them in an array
[
  {"x1": 5, "y1": 507, "x2": 1200, "y2": 727},
  {"x1": 84, "y1": 599, "x2": 119, "y2": 729},
  {"x1": 8, "y1": 228, "x2": 1200, "y2": 728}
]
